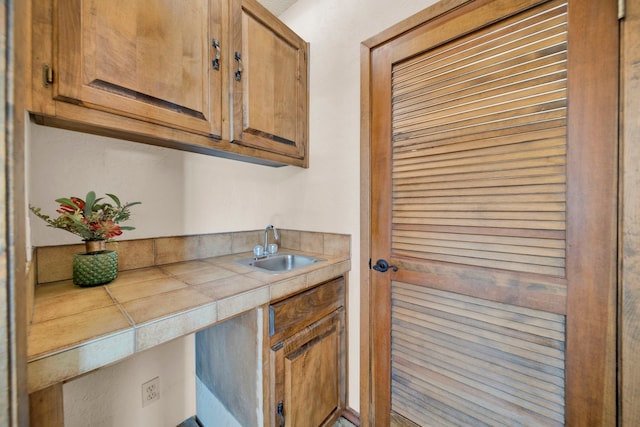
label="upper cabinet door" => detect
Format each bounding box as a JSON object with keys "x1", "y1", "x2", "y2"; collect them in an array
[
  {"x1": 231, "y1": 0, "x2": 309, "y2": 165},
  {"x1": 54, "y1": 0, "x2": 225, "y2": 138}
]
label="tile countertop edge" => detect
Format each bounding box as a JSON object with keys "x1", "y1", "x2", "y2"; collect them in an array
[
  {"x1": 27, "y1": 329, "x2": 136, "y2": 393},
  {"x1": 27, "y1": 253, "x2": 350, "y2": 393}
]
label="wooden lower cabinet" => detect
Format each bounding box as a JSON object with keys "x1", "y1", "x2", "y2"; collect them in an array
[
  {"x1": 195, "y1": 276, "x2": 347, "y2": 427},
  {"x1": 268, "y1": 277, "x2": 346, "y2": 427}
]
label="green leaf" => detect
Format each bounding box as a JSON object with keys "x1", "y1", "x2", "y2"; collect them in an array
[
  {"x1": 84, "y1": 191, "x2": 96, "y2": 217},
  {"x1": 55, "y1": 197, "x2": 78, "y2": 209},
  {"x1": 106, "y1": 193, "x2": 121, "y2": 207},
  {"x1": 29, "y1": 206, "x2": 52, "y2": 223},
  {"x1": 119, "y1": 226, "x2": 135, "y2": 231}
]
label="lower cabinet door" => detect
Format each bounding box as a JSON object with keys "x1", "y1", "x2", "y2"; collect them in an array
[{"x1": 271, "y1": 308, "x2": 345, "y2": 427}]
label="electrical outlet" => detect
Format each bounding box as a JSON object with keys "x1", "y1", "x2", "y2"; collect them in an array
[{"x1": 142, "y1": 377, "x2": 160, "y2": 407}]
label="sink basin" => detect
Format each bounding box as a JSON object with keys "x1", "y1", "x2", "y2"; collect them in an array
[{"x1": 236, "y1": 253, "x2": 325, "y2": 273}]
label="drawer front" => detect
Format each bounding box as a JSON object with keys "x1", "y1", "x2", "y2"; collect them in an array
[{"x1": 269, "y1": 276, "x2": 344, "y2": 340}]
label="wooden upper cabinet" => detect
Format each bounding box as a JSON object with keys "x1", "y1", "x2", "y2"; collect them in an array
[
  {"x1": 28, "y1": 0, "x2": 310, "y2": 167},
  {"x1": 231, "y1": 0, "x2": 309, "y2": 166},
  {"x1": 53, "y1": 0, "x2": 224, "y2": 138}
]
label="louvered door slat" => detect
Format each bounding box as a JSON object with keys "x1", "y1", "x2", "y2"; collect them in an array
[
  {"x1": 394, "y1": 344, "x2": 563, "y2": 419},
  {"x1": 394, "y1": 102, "x2": 566, "y2": 143},
  {"x1": 395, "y1": 166, "x2": 565, "y2": 189},
  {"x1": 394, "y1": 55, "x2": 567, "y2": 117},
  {"x1": 392, "y1": 245, "x2": 563, "y2": 270},
  {"x1": 394, "y1": 286, "x2": 565, "y2": 341},
  {"x1": 394, "y1": 155, "x2": 566, "y2": 181},
  {"x1": 392, "y1": 0, "x2": 566, "y2": 78},
  {"x1": 393, "y1": 234, "x2": 564, "y2": 259},
  {"x1": 393, "y1": 16, "x2": 566, "y2": 99},
  {"x1": 392, "y1": 282, "x2": 565, "y2": 426},
  {"x1": 393, "y1": 229, "x2": 565, "y2": 251},
  {"x1": 393, "y1": 119, "x2": 566, "y2": 151},
  {"x1": 394, "y1": 305, "x2": 565, "y2": 383},
  {"x1": 391, "y1": 0, "x2": 568, "y2": 274},
  {"x1": 394, "y1": 80, "x2": 566, "y2": 130},
  {"x1": 394, "y1": 183, "x2": 565, "y2": 199},
  {"x1": 395, "y1": 126, "x2": 564, "y2": 156},
  {"x1": 394, "y1": 336, "x2": 564, "y2": 408},
  {"x1": 393, "y1": 26, "x2": 566, "y2": 105},
  {"x1": 394, "y1": 139, "x2": 566, "y2": 173}
]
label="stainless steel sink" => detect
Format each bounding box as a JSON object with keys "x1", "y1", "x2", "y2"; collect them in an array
[{"x1": 236, "y1": 253, "x2": 325, "y2": 273}]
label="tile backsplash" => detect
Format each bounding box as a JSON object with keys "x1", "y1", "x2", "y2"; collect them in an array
[{"x1": 34, "y1": 229, "x2": 351, "y2": 285}]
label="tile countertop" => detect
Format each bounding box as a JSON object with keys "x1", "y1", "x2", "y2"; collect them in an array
[{"x1": 27, "y1": 250, "x2": 350, "y2": 394}]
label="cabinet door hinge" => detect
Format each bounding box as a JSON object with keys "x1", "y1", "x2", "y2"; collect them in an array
[
  {"x1": 42, "y1": 64, "x2": 54, "y2": 88},
  {"x1": 269, "y1": 306, "x2": 276, "y2": 337}
]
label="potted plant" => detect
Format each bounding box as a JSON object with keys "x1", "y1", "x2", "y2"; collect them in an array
[{"x1": 30, "y1": 191, "x2": 141, "y2": 286}]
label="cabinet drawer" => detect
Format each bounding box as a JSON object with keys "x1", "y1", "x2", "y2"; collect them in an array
[{"x1": 269, "y1": 277, "x2": 344, "y2": 340}]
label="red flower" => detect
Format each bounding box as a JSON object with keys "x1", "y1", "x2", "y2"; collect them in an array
[
  {"x1": 89, "y1": 220, "x2": 122, "y2": 239},
  {"x1": 56, "y1": 197, "x2": 85, "y2": 214}
]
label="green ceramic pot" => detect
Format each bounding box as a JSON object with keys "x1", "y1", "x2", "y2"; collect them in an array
[{"x1": 72, "y1": 241, "x2": 118, "y2": 287}]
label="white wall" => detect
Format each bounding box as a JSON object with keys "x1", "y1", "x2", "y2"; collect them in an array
[
  {"x1": 62, "y1": 335, "x2": 195, "y2": 427},
  {"x1": 27, "y1": 0, "x2": 437, "y2": 419},
  {"x1": 279, "y1": 0, "x2": 438, "y2": 413}
]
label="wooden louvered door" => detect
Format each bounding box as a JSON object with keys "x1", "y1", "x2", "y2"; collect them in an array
[{"x1": 366, "y1": 0, "x2": 618, "y2": 425}]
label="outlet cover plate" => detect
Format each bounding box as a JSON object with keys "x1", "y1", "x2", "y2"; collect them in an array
[{"x1": 142, "y1": 377, "x2": 160, "y2": 407}]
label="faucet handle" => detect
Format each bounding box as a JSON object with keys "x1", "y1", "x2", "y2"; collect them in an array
[{"x1": 253, "y1": 245, "x2": 264, "y2": 258}]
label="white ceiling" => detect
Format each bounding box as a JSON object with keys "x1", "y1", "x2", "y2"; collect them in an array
[{"x1": 258, "y1": 0, "x2": 298, "y2": 16}]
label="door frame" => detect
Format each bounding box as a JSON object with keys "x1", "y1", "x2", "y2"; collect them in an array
[
  {"x1": 4, "y1": 0, "x2": 31, "y2": 424},
  {"x1": 360, "y1": 0, "x2": 622, "y2": 425},
  {"x1": 620, "y1": 0, "x2": 640, "y2": 424},
  {"x1": 360, "y1": 4, "x2": 473, "y2": 425}
]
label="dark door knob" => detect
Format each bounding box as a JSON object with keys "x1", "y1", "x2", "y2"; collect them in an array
[{"x1": 372, "y1": 259, "x2": 398, "y2": 273}]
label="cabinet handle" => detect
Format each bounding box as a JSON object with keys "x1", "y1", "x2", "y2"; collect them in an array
[
  {"x1": 277, "y1": 401, "x2": 285, "y2": 427},
  {"x1": 234, "y1": 52, "x2": 243, "y2": 81},
  {"x1": 42, "y1": 64, "x2": 54, "y2": 87},
  {"x1": 211, "y1": 39, "x2": 220, "y2": 71}
]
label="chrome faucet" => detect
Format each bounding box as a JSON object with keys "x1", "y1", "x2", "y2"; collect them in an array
[{"x1": 264, "y1": 224, "x2": 279, "y2": 253}]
